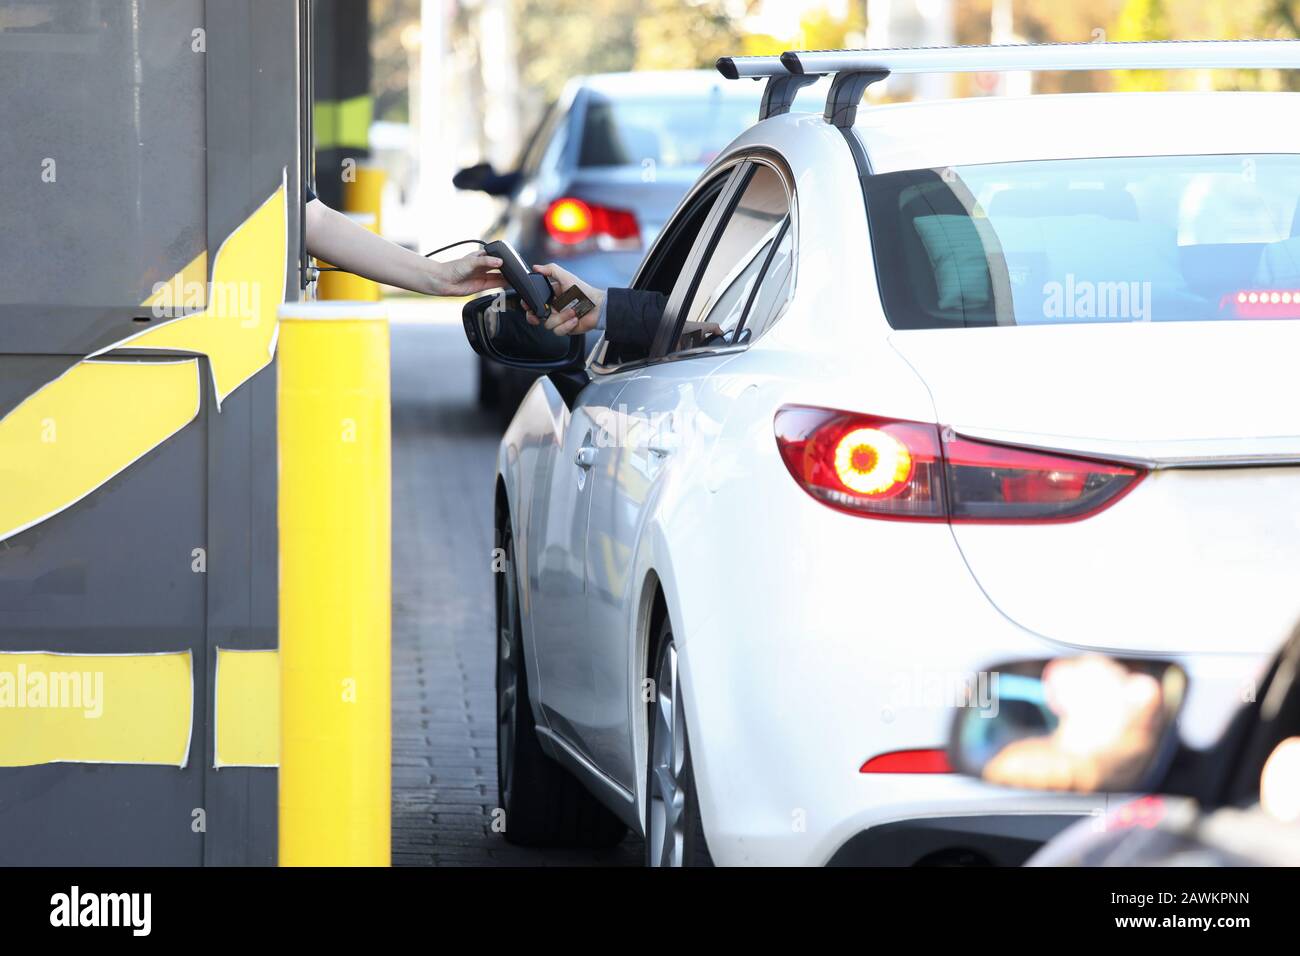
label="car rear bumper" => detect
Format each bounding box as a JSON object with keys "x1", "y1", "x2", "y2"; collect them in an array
[
  {"x1": 825, "y1": 812, "x2": 1083, "y2": 866},
  {"x1": 697, "y1": 764, "x2": 1104, "y2": 866}
]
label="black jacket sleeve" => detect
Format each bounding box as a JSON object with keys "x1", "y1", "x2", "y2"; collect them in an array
[{"x1": 603, "y1": 288, "x2": 669, "y2": 356}]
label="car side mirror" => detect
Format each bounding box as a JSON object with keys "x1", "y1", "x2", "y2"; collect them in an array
[
  {"x1": 451, "y1": 162, "x2": 519, "y2": 197},
  {"x1": 947, "y1": 655, "x2": 1188, "y2": 794},
  {"x1": 461, "y1": 292, "x2": 586, "y2": 372}
]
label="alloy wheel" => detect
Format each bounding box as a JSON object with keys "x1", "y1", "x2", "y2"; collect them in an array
[{"x1": 647, "y1": 640, "x2": 686, "y2": 867}]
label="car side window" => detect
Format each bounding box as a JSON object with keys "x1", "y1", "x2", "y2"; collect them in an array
[
  {"x1": 637, "y1": 175, "x2": 729, "y2": 295},
  {"x1": 694, "y1": 219, "x2": 783, "y2": 338},
  {"x1": 592, "y1": 173, "x2": 730, "y2": 369},
  {"x1": 735, "y1": 218, "x2": 795, "y2": 341},
  {"x1": 671, "y1": 163, "x2": 791, "y2": 352}
]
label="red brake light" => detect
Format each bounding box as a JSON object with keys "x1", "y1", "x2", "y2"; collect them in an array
[
  {"x1": 859, "y1": 749, "x2": 953, "y2": 774},
  {"x1": 774, "y1": 408, "x2": 945, "y2": 520},
  {"x1": 774, "y1": 406, "x2": 1144, "y2": 523},
  {"x1": 545, "y1": 198, "x2": 594, "y2": 244},
  {"x1": 544, "y1": 197, "x2": 640, "y2": 253}
]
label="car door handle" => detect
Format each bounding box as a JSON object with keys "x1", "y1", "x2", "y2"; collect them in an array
[{"x1": 575, "y1": 446, "x2": 597, "y2": 469}]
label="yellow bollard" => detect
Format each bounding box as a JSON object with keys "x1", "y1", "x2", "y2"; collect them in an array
[
  {"x1": 316, "y1": 213, "x2": 381, "y2": 301},
  {"x1": 343, "y1": 164, "x2": 386, "y2": 237},
  {"x1": 277, "y1": 301, "x2": 391, "y2": 866}
]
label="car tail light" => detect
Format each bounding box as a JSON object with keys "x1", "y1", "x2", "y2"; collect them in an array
[
  {"x1": 1222, "y1": 289, "x2": 1300, "y2": 319},
  {"x1": 774, "y1": 406, "x2": 1144, "y2": 523},
  {"x1": 543, "y1": 197, "x2": 640, "y2": 254},
  {"x1": 774, "y1": 407, "x2": 945, "y2": 520},
  {"x1": 859, "y1": 749, "x2": 953, "y2": 773}
]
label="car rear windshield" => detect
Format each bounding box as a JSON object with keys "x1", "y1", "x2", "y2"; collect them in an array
[
  {"x1": 864, "y1": 154, "x2": 1300, "y2": 329},
  {"x1": 579, "y1": 93, "x2": 756, "y2": 170}
]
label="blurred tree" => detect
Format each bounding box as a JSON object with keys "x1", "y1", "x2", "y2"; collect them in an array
[
  {"x1": 741, "y1": 2, "x2": 865, "y2": 56},
  {"x1": 1261, "y1": 0, "x2": 1300, "y2": 34},
  {"x1": 512, "y1": 0, "x2": 639, "y2": 100},
  {"x1": 372, "y1": 0, "x2": 418, "y2": 122},
  {"x1": 1113, "y1": 0, "x2": 1174, "y2": 90},
  {"x1": 799, "y1": 2, "x2": 867, "y2": 49},
  {"x1": 1257, "y1": 0, "x2": 1300, "y2": 89},
  {"x1": 634, "y1": 0, "x2": 744, "y2": 70}
]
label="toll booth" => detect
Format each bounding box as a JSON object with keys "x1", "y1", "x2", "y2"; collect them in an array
[{"x1": 0, "y1": 0, "x2": 308, "y2": 864}]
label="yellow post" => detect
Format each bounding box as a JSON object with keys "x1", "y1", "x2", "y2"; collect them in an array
[
  {"x1": 316, "y1": 213, "x2": 381, "y2": 301},
  {"x1": 343, "y1": 164, "x2": 386, "y2": 237},
  {"x1": 277, "y1": 301, "x2": 391, "y2": 866}
]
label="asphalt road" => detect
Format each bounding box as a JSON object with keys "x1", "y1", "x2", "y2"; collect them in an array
[{"x1": 389, "y1": 304, "x2": 642, "y2": 866}]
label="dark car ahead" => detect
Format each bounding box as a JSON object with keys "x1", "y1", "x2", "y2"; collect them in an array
[{"x1": 454, "y1": 70, "x2": 760, "y2": 421}]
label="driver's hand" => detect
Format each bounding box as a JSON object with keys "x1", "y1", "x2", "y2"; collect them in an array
[
  {"x1": 523, "y1": 263, "x2": 607, "y2": 336},
  {"x1": 681, "y1": 320, "x2": 725, "y2": 338}
]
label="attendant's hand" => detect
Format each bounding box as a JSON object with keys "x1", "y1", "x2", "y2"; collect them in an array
[{"x1": 429, "y1": 249, "x2": 504, "y2": 296}]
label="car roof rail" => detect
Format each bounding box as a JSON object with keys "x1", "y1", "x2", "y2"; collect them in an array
[
  {"x1": 715, "y1": 55, "x2": 826, "y2": 121},
  {"x1": 719, "y1": 39, "x2": 1300, "y2": 129}
]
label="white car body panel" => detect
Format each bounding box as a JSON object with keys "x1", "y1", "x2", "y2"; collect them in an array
[
  {"x1": 495, "y1": 90, "x2": 1300, "y2": 864},
  {"x1": 891, "y1": 321, "x2": 1300, "y2": 658},
  {"x1": 855, "y1": 92, "x2": 1300, "y2": 174}
]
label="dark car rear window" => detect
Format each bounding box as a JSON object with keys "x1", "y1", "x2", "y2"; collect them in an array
[
  {"x1": 864, "y1": 154, "x2": 1300, "y2": 330},
  {"x1": 578, "y1": 93, "x2": 755, "y2": 170}
]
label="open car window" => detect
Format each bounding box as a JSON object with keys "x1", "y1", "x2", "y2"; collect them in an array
[
  {"x1": 736, "y1": 218, "x2": 795, "y2": 341},
  {"x1": 590, "y1": 167, "x2": 737, "y2": 369},
  {"x1": 692, "y1": 218, "x2": 784, "y2": 338},
  {"x1": 668, "y1": 163, "x2": 790, "y2": 352}
]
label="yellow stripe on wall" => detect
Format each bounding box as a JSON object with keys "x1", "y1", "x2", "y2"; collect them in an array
[
  {"x1": 119, "y1": 183, "x2": 287, "y2": 406},
  {"x1": 0, "y1": 652, "x2": 193, "y2": 767},
  {"x1": 0, "y1": 181, "x2": 287, "y2": 544},
  {"x1": 142, "y1": 249, "x2": 209, "y2": 311},
  {"x1": 0, "y1": 359, "x2": 201, "y2": 543},
  {"x1": 214, "y1": 648, "x2": 280, "y2": 768}
]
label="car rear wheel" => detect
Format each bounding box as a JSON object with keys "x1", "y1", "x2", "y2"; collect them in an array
[
  {"x1": 645, "y1": 621, "x2": 713, "y2": 867},
  {"x1": 495, "y1": 524, "x2": 628, "y2": 848}
]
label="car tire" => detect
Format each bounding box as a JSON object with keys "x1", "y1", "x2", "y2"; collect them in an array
[
  {"x1": 495, "y1": 524, "x2": 628, "y2": 848},
  {"x1": 645, "y1": 620, "x2": 713, "y2": 867}
]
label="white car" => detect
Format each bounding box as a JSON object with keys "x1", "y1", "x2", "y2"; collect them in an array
[{"x1": 476, "y1": 41, "x2": 1300, "y2": 865}]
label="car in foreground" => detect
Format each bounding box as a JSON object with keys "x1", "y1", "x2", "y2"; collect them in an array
[
  {"x1": 453, "y1": 70, "x2": 760, "y2": 423},
  {"x1": 469, "y1": 40, "x2": 1300, "y2": 865}
]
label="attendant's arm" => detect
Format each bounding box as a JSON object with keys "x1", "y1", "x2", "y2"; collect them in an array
[{"x1": 304, "y1": 197, "x2": 503, "y2": 297}]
